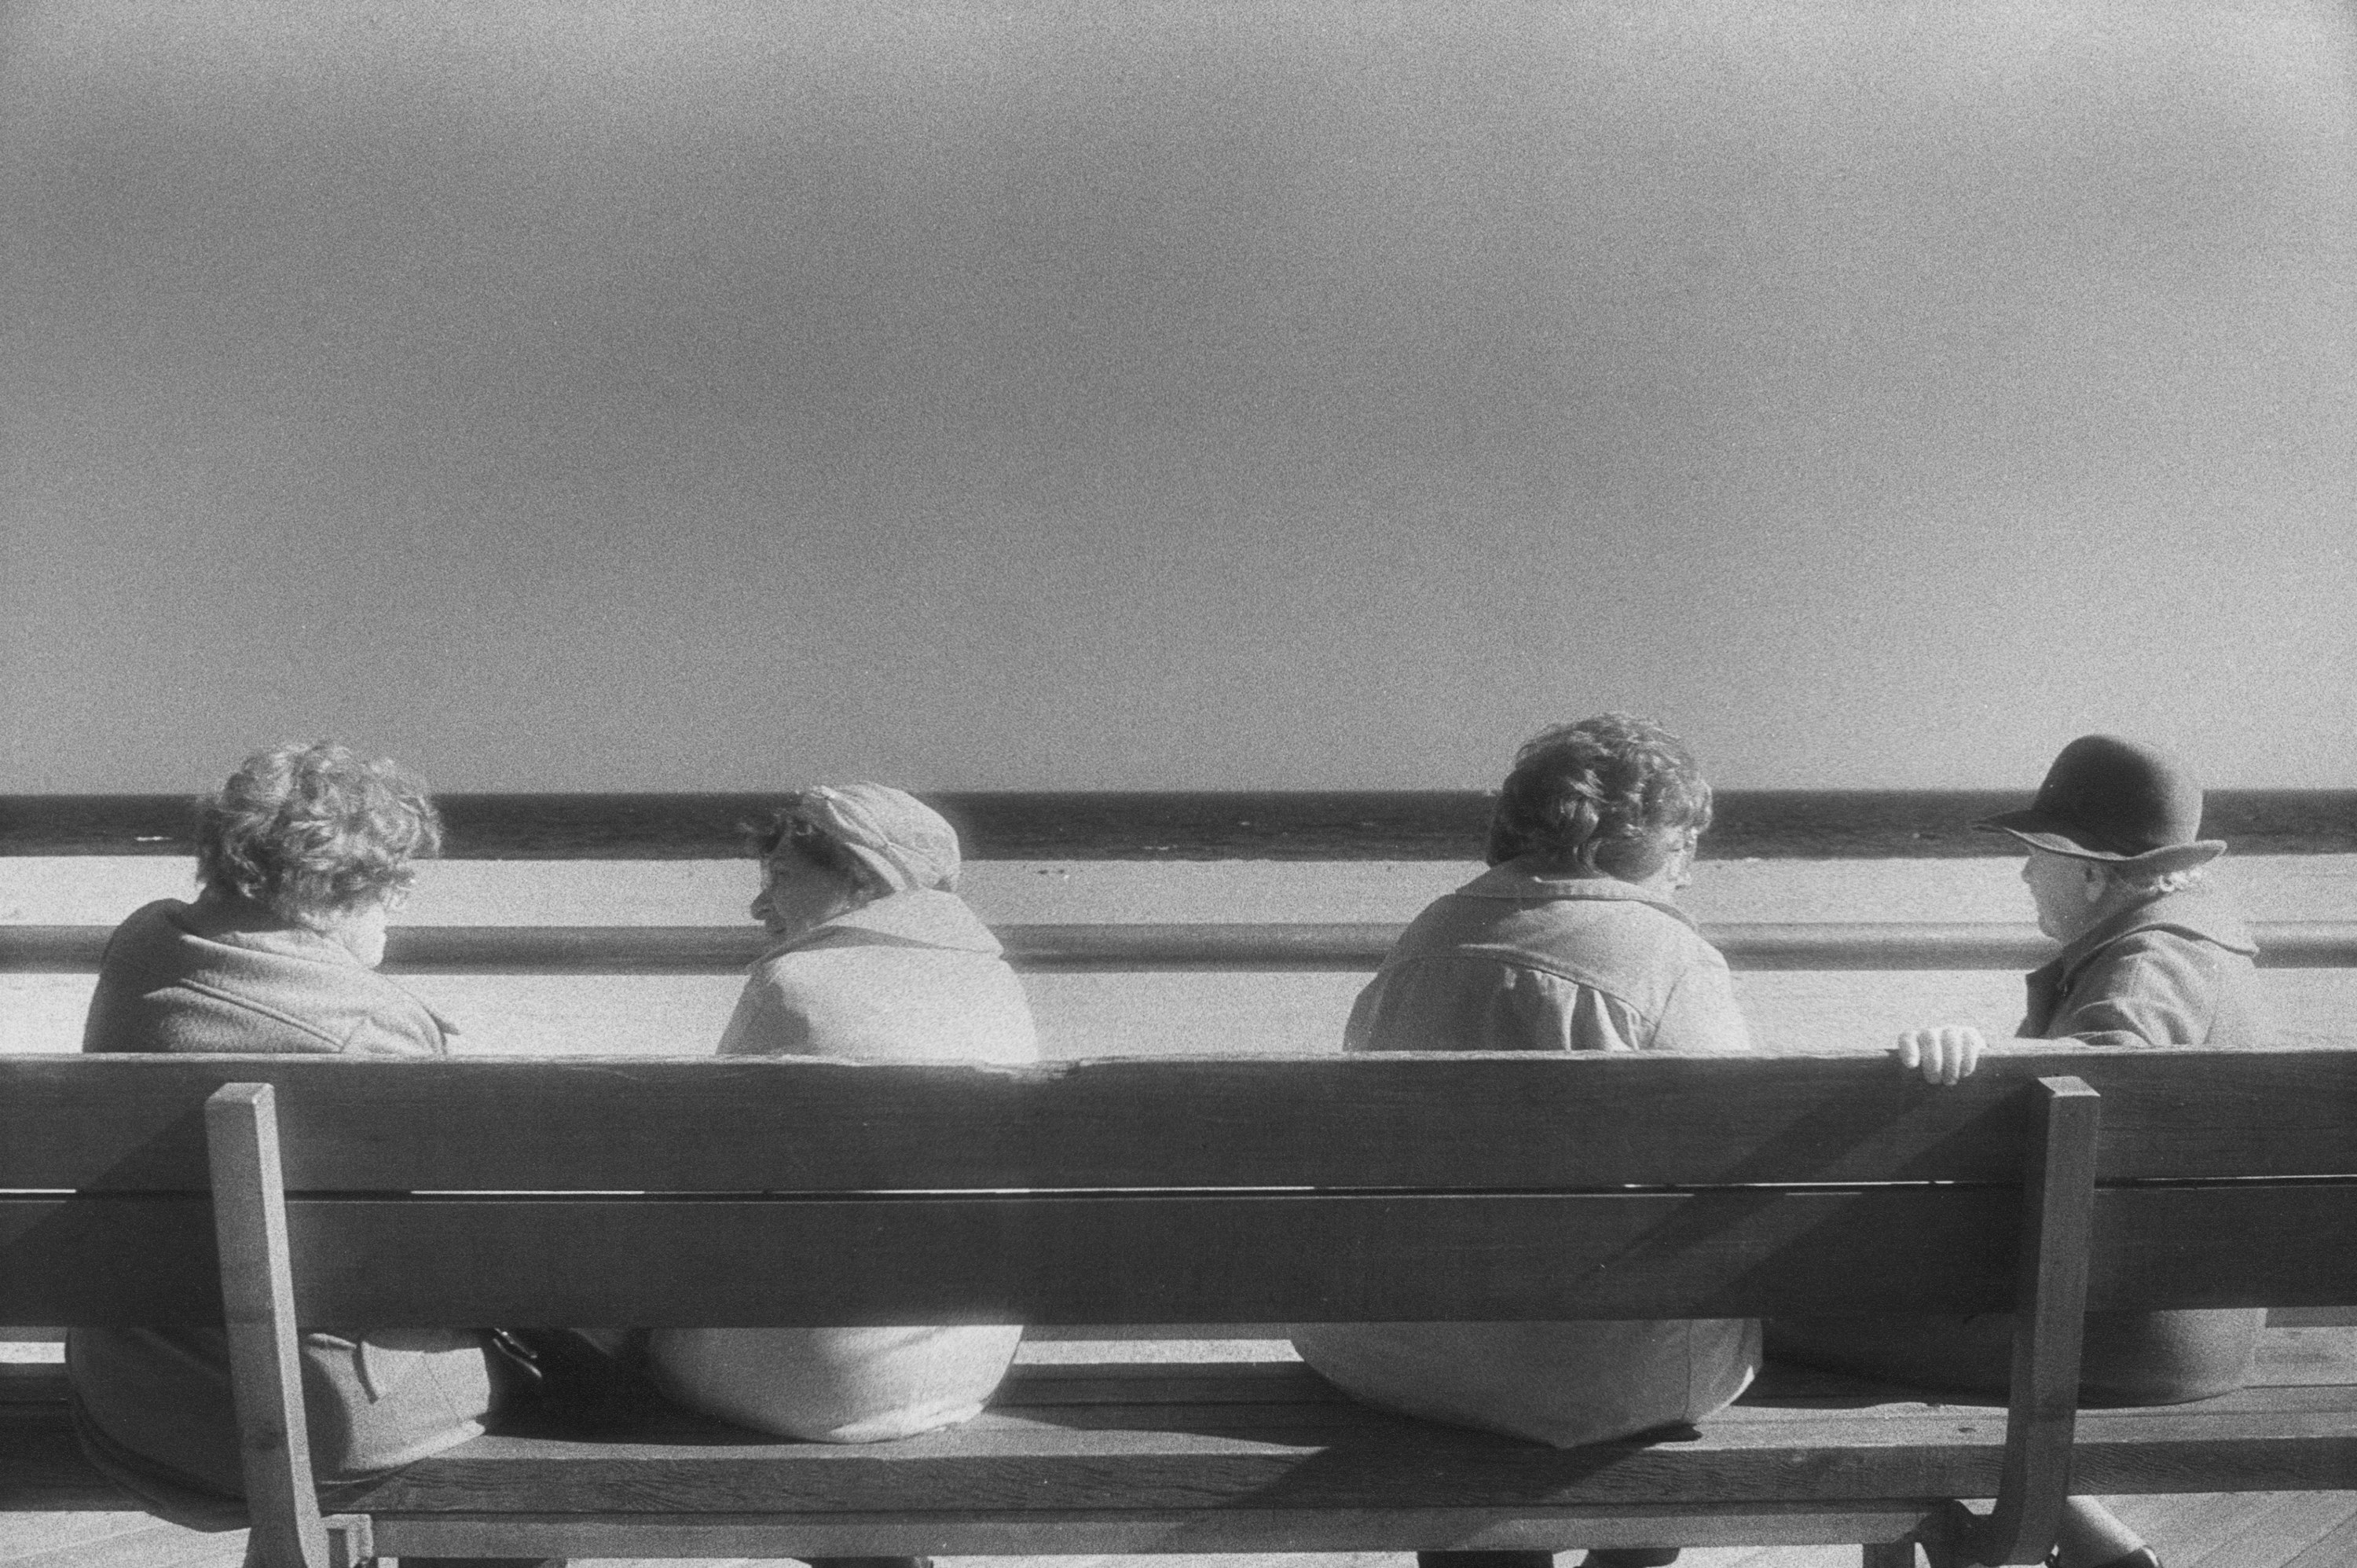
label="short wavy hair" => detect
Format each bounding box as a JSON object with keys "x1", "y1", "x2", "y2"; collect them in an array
[
  {"x1": 194, "y1": 742, "x2": 442, "y2": 926},
  {"x1": 2108, "y1": 863, "x2": 2207, "y2": 899},
  {"x1": 1485, "y1": 713, "x2": 1714, "y2": 879}
]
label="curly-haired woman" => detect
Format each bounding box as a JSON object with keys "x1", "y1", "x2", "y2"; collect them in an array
[
  {"x1": 68, "y1": 742, "x2": 514, "y2": 1563},
  {"x1": 1289, "y1": 715, "x2": 1757, "y2": 1568}
]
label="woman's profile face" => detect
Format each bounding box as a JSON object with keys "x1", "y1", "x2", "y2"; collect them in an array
[
  {"x1": 2022, "y1": 847, "x2": 2102, "y2": 942},
  {"x1": 750, "y1": 848, "x2": 861, "y2": 940}
]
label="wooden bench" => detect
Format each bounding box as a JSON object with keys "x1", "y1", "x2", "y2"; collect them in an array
[{"x1": 5, "y1": 1047, "x2": 2355, "y2": 1568}]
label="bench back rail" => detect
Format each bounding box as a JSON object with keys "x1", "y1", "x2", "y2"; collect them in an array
[{"x1": 9, "y1": 1047, "x2": 2357, "y2": 1192}]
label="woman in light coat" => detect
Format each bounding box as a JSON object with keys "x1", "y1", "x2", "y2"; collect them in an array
[
  {"x1": 1292, "y1": 715, "x2": 1757, "y2": 1568},
  {"x1": 647, "y1": 784, "x2": 1038, "y2": 1450}
]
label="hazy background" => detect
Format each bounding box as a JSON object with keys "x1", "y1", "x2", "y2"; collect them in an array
[{"x1": 4, "y1": 1, "x2": 2352, "y2": 793}]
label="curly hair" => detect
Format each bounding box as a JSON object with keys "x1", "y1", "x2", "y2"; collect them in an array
[
  {"x1": 194, "y1": 742, "x2": 442, "y2": 926},
  {"x1": 1485, "y1": 713, "x2": 1714, "y2": 879},
  {"x1": 2108, "y1": 864, "x2": 2208, "y2": 898}
]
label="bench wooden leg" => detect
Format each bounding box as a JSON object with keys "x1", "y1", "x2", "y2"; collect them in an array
[
  {"x1": 208, "y1": 1083, "x2": 339, "y2": 1568},
  {"x1": 1862, "y1": 1541, "x2": 1919, "y2": 1568},
  {"x1": 1971, "y1": 1075, "x2": 2100, "y2": 1568}
]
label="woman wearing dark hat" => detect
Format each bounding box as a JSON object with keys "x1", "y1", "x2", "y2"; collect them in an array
[
  {"x1": 1775, "y1": 735, "x2": 2270, "y2": 1568},
  {"x1": 647, "y1": 785, "x2": 1037, "y2": 1453},
  {"x1": 1951, "y1": 732, "x2": 2262, "y2": 1055}
]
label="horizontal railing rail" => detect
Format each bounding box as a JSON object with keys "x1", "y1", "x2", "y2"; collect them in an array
[{"x1": 6, "y1": 921, "x2": 2357, "y2": 973}]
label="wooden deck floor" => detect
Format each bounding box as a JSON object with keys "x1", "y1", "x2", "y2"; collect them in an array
[{"x1": 10, "y1": 1495, "x2": 2357, "y2": 1568}]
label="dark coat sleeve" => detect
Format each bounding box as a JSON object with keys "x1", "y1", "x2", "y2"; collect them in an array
[{"x1": 2045, "y1": 930, "x2": 2220, "y2": 1047}]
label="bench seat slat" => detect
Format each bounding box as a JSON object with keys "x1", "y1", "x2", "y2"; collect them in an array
[
  {"x1": 995, "y1": 1389, "x2": 2357, "y2": 1438},
  {"x1": 343, "y1": 1393, "x2": 2357, "y2": 1518},
  {"x1": 346, "y1": 1434, "x2": 2014, "y2": 1513},
  {"x1": 364, "y1": 1501, "x2": 1940, "y2": 1557},
  {"x1": 9, "y1": 1050, "x2": 2357, "y2": 1193}
]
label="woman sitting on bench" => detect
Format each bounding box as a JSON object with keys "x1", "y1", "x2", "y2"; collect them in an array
[
  {"x1": 647, "y1": 784, "x2": 1039, "y2": 1446},
  {"x1": 1777, "y1": 734, "x2": 2270, "y2": 1568},
  {"x1": 68, "y1": 742, "x2": 523, "y2": 1568},
  {"x1": 1291, "y1": 715, "x2": 1761, "y2": 1568}
]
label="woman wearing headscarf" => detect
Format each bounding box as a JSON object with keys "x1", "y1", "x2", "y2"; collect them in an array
[
  {"x1": 1290, "y1": 715, "x2": 1758, "y2": 1568},
  {"x1": 68, "y1": 742, "x2": 520, "y2": 1566},
  {"x1": 647, "y1": 784, "x2": 1039, "y2": 1445}
]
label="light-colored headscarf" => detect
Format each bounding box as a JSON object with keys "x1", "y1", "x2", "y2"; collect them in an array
[{"x1": 794, "y1": 783, "x2": 963, "y2": 895}]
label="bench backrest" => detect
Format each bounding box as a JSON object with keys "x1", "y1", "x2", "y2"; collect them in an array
[{"x1": 9, "y1": 1046, "x2": 2356, "y2": 1328}]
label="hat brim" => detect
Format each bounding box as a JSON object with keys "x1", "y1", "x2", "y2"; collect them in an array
[{"x1": 1974, "y1": 811, "x2": 2225, "y2": 873}]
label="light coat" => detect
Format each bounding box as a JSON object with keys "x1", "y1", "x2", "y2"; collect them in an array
[
  {"x1": 1342, "y1": 861, "x2": 1752, "y2": 1055},
  {"x1": 1292, "y1": 859, "x2": 1761, "y2": 1448},
  {"x1": 650, "y1": 889, "x2": 1040, "y2": 1442}
]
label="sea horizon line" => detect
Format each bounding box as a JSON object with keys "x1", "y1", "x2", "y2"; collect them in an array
[{"x1": 7, "y1": 789, "x2": 2352, "y2": 861}]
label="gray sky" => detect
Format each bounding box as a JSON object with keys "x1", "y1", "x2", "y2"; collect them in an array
[{"x1": 4, "y1": 2, "x2": 2352, "y2": 791}]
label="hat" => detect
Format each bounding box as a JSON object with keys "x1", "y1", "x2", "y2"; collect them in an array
[
  {"x1": 1975, "y1": 735, "x2": 2225, "y2": 874},
  {"x1": 793, "y1": 784, "x2": 963, "y2": 894}
]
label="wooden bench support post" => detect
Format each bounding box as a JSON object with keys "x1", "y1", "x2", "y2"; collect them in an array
[
  {"x1": 207, "y1": 1083, "x2": 335, "y2": 1568},
  {"x1": 1956, "y1": 1074, "x2": 2102, "y2": 1567}
]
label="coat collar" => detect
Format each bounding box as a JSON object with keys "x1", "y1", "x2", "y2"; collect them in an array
[
  {"x1": 758, "y1": 888, "x2": 1005, "y2": 961},
  {"x1": 2040, "y1": 885, "x2": 2258, "y2": 984},
  {"x1": 172, "y1": 893, "x2": 367, "y2": 970},
  {"x1": 1452, "y1": 859, "x2": 1699, "y2": 931}
]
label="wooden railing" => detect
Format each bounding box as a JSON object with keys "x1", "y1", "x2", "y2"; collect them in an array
[{"x1": 6, "y1": 921, "x2": 2357, "y2": 973}]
